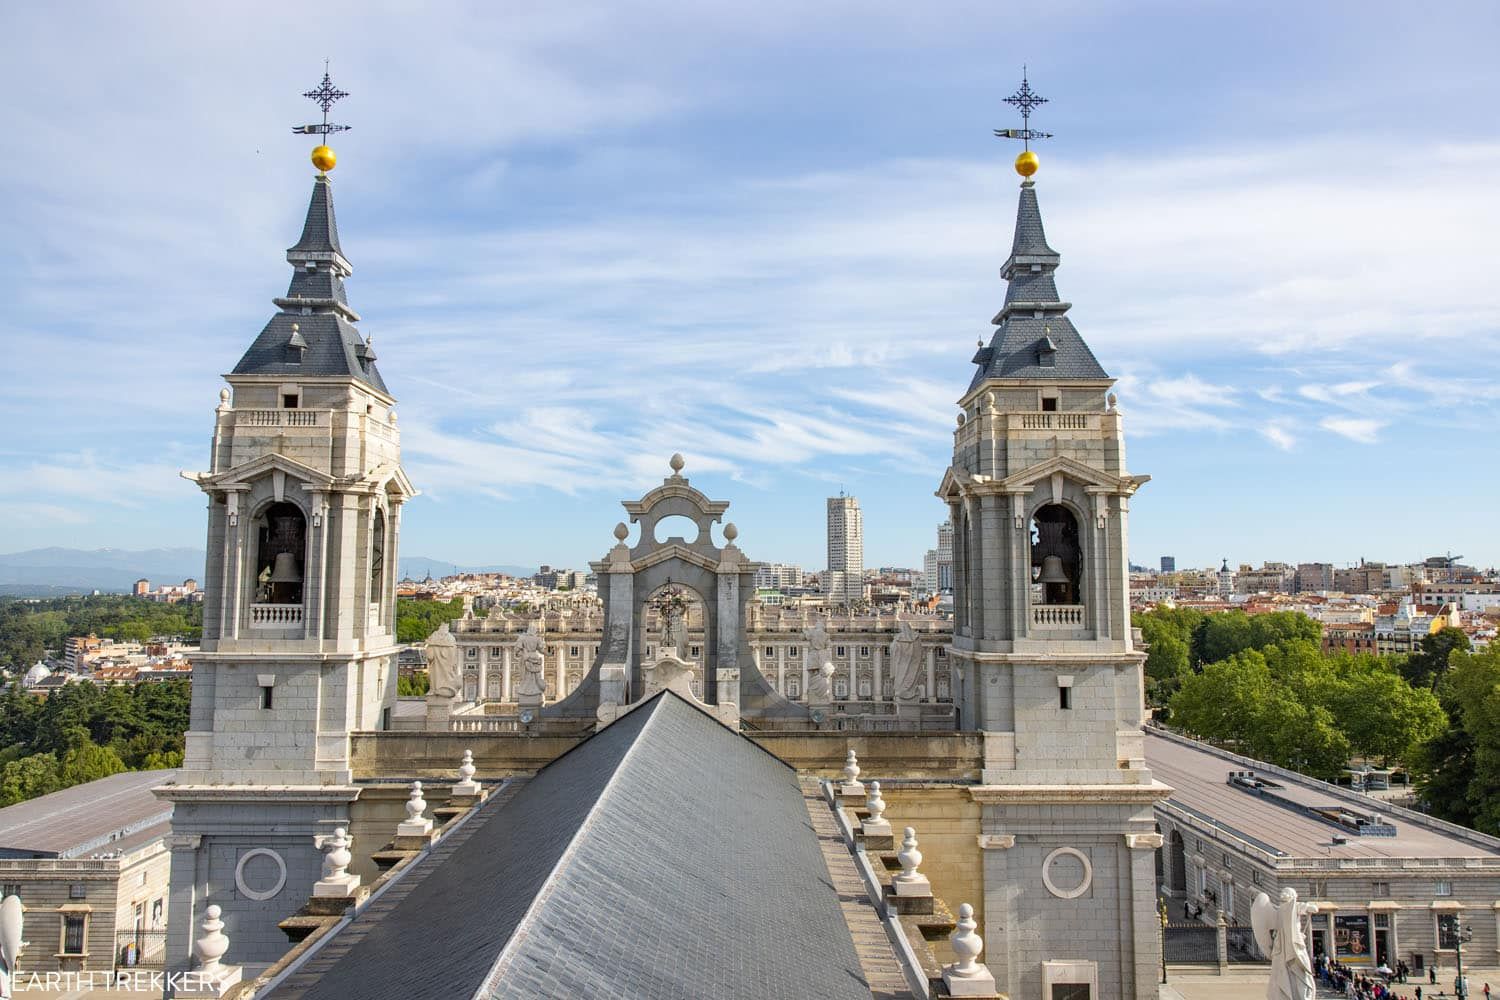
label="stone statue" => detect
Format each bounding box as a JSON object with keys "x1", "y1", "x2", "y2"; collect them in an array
[
  {"x1": 1252, "y1": 888, "x2": 1318, "y2": 1000},
  {"x1": 661, "y1": 604, "x2": 687, "y2": 661},
  {"x1": 424, "y1": 622, "x2": 461, "y2": 700},
  {"x1": 889, "y1": 621, "x2": 924, "y2": 703},
  {"x1": 514, "y1": 621, "x2": 548, "y2": 708},
  {"x1": 0, "y1": 893, "x2": 22, "y2": 1000},
  {"x1": 804, "y1": 617, "x2": 835, "y2": 706}
]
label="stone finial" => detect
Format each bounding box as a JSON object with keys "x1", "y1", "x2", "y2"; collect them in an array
[
  {"x1": 217, "y1": 387, "x2": 231, "y2": 411},
  {"x1": 669, "y1": 453, "x2": 685, "y2": 474},
  {"x1": 897, "y1": 827, "x2": 923, "y2": 882},
  {"x1": 396, "y1": 780, "x2": 434, "y2": 837},
  {"x1": 956, "y1": 412, "x2": 966, "y2": 427},
  {"x1": 839, "y1": 748, "x2": 865, "y2": 798},
  {"x1": 866, "y1": 781, "x2": 886, "y2": 824},
  {"x1": 454, "y1": 748, "x2": 481, "y2": 796},
  {"x1": 842, "y1": 749, "x2": 861, "y2": 785},
  {"x1": 723, "y1": 522, "x2": 738, "y2": 542},
  {"x1": 949, "y1": 903, "x2": 983, "y2": 975},
  {"x1": 194, "y1": 905, "x2": 229, "y2": 976},
  {"x1": 321, "y1": 828, "x2": 352, "y2": 882},
  {"x1": 613, "y1": 521, "x2": 629, "y2": 541},
  {"x1": 943, "y1": 902, "x2": 997, "y2": 996},
  {"x1": 1107, "y1": 392, "x2": 1119, "y2": 412}
]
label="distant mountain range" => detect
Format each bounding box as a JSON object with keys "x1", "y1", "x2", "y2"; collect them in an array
[
  {"x1": 0, "y1": 548, "x2": 538, "y2": 596},
  {"x1": 0, "y1": 547, "x2": 207, "y2": 595}
]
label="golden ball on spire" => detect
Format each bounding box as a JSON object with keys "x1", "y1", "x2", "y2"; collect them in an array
[
  {"x1": 311, "y1": 145, "x2": 337, "y2": 172},
  {"x1": 1014, "y1": 149, "x2": 1039, "y2": 178}
]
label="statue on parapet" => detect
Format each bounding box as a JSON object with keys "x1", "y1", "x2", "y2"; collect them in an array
[
  {"x1": 514, "y1": 621, "x2": 549, "y2": 709},
  {"x1": 424, "y1": 622, "x2": 461, "y2": 701},
  {"x1": 1252, "y1": 887, "x2": 1318, "y2": 1000},
  {"x1": 803, "y1": 616, "x2": 836, "y2": 706},
  {"x1": 889, "y1": 621, "x2": 924, "y2": 712}
]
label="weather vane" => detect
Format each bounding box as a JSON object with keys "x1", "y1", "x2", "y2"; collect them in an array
[
  {"x1": 994, "y1": 67, "x2": 1052, "y2": 180},
  {"x1": 293, "y1": 61, "x2": 350, "y2": 173}
]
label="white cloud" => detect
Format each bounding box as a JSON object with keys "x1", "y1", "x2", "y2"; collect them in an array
[
  {"x1": 1319, "y1": 417, "x2": 1385, "y2": 444},
  {"x1": 1261, "y1": 423, "x2": 1298, "y2": 452}
]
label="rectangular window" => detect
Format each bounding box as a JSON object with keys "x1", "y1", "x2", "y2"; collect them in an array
[
  {"x1": 764, "y1": 646, "x2": 775, "y2": 658},
  {"x1": 466, "y1": 648, "x2": 477, "y2": 658},
  {"x1": 834, "y1": 678, "x2": 848, "y2": 699},
  {"x1": 69, "y1": 883, "x2": 87, "y2": 899},
  {"x1": 569, "y1": 646, "x2": 580, "y2": 657},
  {"x1": 1041, "y1": 397, "x2": 1059, "y2": 412},
  {"x1": 63, "y1": 913, "x2": 86, "y2": 954},
  {"x1": 1059, "y1": 686, "x2": 1071, "y2": 710},
  {"x1": 0, "y1": 883, "x2": 19, "y2": 900},
  {"x1": 690, "y1": 645, "x2": 701, "y2": 657},
  {"x1": 788, "y1": 646, "x2": 799, "y2": 657},
  {"x1": 282, "y1": 393, "x2": 299, "y2": 409},
  {"x1": 490, "y1": 647, "x2": 501, "y2": 656},
  {"x1": 1437, "y1": 913, "x2": 1461, "y2": 950},
  {"x1": 1372, "y1": 881, "x2": 1390, "y2": 897},
  {"x1": 936, "y1": 647, "x2": 946, "y2": 658},
  {"x1": 260, "y1": 686, "x2": 274, "y2": 710},
  {"x1": 835, "y1": 646, "x2": 846, "y2": 657},
  {"x1": 1374, "y1": 913, "x2": 1389, "y2": 930},
  {"x1": 1435, "y1": 880, "x2": 1453, "y2": 897},
  {"x1": 858, "y1": 646, "x2": 870, "y2": 658}
]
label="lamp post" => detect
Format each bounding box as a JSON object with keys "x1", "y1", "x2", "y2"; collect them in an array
[
  {"x1": 1455, "y1": 923, "x2": 1473, "y2": 1000},
  {"x1": 1159, "y1": 898, "x2": 1169, "y2": 985}
]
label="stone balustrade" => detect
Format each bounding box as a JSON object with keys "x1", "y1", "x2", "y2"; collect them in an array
[
  {"x1": 233, "y1": 408, "x2": 329, "y2": 428},
  {"x1": 1030, "y1": 604, "x2": 1084, "y2": 627},
  {"x1": 250, "y1": 603, "x2": 304, "y2": 627}
]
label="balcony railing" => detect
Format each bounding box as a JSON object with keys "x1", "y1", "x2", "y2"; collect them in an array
[
  {"x1": 1031, "y1": 604, "x2": 1085, "y2": 628},
  {"x1": 1017, "y1": 412, "x2": 1093, "y2": 430},
  {"x1": 234, "y1": 409, "x2": 328, "y2": 429},
  {"x1": 250, "y1": 603, "x2": 304, "y2": 627}
]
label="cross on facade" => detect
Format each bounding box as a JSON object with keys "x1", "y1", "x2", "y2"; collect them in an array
[{"x1": 994, "y1": 67, "x2": 1054, "y2": 150}]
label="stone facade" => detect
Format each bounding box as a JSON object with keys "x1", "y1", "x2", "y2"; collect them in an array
[
  {"x1": 937, "y1": 173, "x2": 1169, "y2": 999},
  {"x1": 442, "y1": 603, "x2": 955, "y2": 708},
  {"x1": 0, "y1": 839, "x2": 170, "y2": 974},
  {"x1": 156, "y1": 171, "x2": 415, "y2": 972}
]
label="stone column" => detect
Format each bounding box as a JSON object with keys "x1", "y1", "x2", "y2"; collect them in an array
[
  {"x1": 477, "y1": 645, "x2": 488, "y2": 698},
  {"x1": 873, "y1": 646, "x2": 883, "y2": 702},
  {"x1": 926, "y1": 647, "x2": 937, "y2": 701},
  {"x1": 802, "y1": 650, "x2": 809, "y2": 699},
  {"x1": 848, "y1": 643, "x2": 857, "y2": 701},
  {"x1": 776, "y1": 644, "x2": 786, "y2": 694},
  {"x1": 555, "y1": 646, "x2": 566, "y2": 698},
  {"x1": 501, "y1": 647, "x2": 511, "y2": 702}
]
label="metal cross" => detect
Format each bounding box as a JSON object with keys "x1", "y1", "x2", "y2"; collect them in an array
[
  {"x1": 293, "y1": 62, "x2": 352, "y2": 138},
  {"x1": 994, "y1": 66, "x2": 1053, "y2": 150}
]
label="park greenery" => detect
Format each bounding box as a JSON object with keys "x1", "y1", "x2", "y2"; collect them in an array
[
  {"x1": 0, "y1": 678, "x2": 190, "y2": 806},
  {"x1": 1135, "y1": 605, "x2": 1500, "y2": 832},
  {"x1": 0, "y1": 595, "x2": 201, "y2": 670},
  {"x1": 395, "y1": 597, "x2": 464, "y2": 644}
]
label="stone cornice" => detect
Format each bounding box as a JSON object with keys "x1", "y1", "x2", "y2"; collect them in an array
[
  {"x1": 152, "y1": 784, "x2": 361, "y2": 803},
  {"x1": 969, "y1": 780, "x2": 1172, "y2": 805}
]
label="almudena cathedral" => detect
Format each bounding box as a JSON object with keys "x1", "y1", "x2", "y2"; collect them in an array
[{"x1": 9, "y1": 81, "x2": 1479, "y2": 1000}]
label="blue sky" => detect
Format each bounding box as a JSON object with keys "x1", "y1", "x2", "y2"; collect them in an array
[{"x1": 1, "y1": 2, "x2": 1497, "y2": 573}]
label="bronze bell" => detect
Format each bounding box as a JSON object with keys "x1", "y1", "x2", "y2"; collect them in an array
[
  {"x1": 1038, "y1": 555, "x2": 1069, "y2": 585},
  {"x1": 269, "y1": 551, "x2": 303, "y2": 585}
]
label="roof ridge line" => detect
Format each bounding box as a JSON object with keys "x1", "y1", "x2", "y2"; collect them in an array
[{"x1": 470, "y1": 700, "x2": 666, "y2": 999}]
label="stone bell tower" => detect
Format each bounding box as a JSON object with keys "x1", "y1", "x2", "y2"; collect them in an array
[
  {"x1": 936, "y1": 82, "x2": 1169, "y2": 1000},
  {"x1": 158, "y1": 96, "x2": 416, "y2": 969}
]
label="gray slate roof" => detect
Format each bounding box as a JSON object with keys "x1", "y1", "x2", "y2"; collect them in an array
[
  {"x1": 230, "y1": 175, "x2": 388, "y2": 394},
  {"x1": 0, "y1": 769, "x2": 175, "y2": 859},
  {"x1": 969, "y1": 181, "x2": 1110, "y2": 388},
  {"x1": 272, "y1": 693, "x2": 873, "y2": 1000}
]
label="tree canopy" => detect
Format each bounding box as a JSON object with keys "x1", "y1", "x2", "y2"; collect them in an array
[
  {"x1": 0, "y1": 595, "x2": 202, "y2": 670},
  {"x1": 395, "y1": 597, "x2": 464, "y2": 644}
]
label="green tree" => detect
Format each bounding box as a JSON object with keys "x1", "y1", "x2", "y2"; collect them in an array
[
  {"x1": 0, "y1": 753, "x2": 61, "y2": 806},
  {"x1": 395, "y1": 598, "x2": 463, "y2": 644},
  {"x1": 1401, "y1": 627, "x2": 1472, "y2": 690},
  {"x1": 59, "y1": 741, "x2": 126, "y2": 786},
  {"x1": 1327, "y1": 667, "x2": 1446, "y2": 764},
  {"x1": 1414, "y1": 648, "x2": 1500, "y2": 834},
  {"x1": 397, "y1": 672, "x2": 430, "y2": 696}
]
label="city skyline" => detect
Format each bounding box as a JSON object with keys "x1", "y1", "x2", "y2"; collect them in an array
[{"x1": 2, "y1": 3, "x2": 1498, "y2": 571}]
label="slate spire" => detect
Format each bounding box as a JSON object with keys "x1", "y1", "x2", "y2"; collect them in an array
[
  {"x1": 229, "y1": 173, "x2": 389, "y2": 394},
  {"x1": 968, "y1": 178, "x2": 1109, "y2": 389}
]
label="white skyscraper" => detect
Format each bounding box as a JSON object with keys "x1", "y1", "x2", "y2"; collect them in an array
[
  {"x1": 825, "y1": 493, "x2": 864, "y2": 605},
  {"x1": 936, "y1": 519, "x2": 954, "y2": 590}
]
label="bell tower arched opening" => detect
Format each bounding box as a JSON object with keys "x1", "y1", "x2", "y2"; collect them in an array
[
  {"x1": 254, "y1": 501, "x2": 307, "y2": 606},
  {"x1": 1030, "y1": 503, "x2": 1081, "y2": 606}
]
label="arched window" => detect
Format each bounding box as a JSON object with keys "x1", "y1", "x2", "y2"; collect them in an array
[
  {"x1": 370, "y1": 508, "x2": 386, "y2": 606},
  {"x1": 1030, "y1": 504, "x2": 1081, "y2": 606},
  {"x1": 255, "y1": 502, "x2": 306, "y2": 605}
]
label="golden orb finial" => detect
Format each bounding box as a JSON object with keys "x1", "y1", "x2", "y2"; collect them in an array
[
  {"x1": 311, "y1": 145, "x2": 337, "y2": 172},
  {"x1": 1015, "y1": 149, "x2": 1039, "y2": 178}
]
